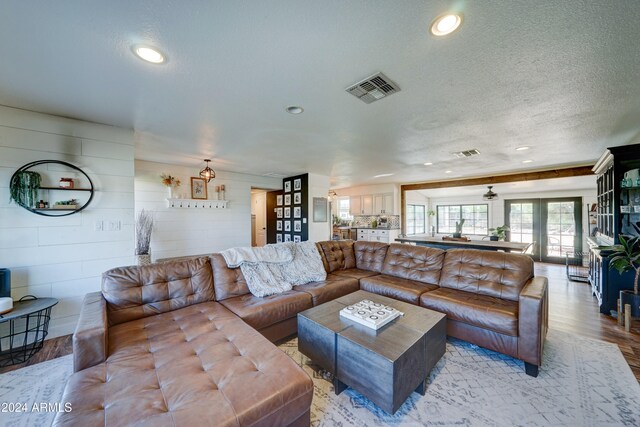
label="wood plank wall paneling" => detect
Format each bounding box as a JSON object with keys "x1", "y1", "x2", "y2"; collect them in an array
[{"x1": 2, "y1": 263, "x2": 637, "y2": 383}]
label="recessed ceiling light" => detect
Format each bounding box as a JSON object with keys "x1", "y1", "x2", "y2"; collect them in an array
[
  {"x1": 522, "y1": 160, "x2": 533, "y2": 163},
  {"x1": 516, "y1": 146, "x2": 530, "y2": 151},
  {"x1": 131, "y1": 44, "x2": 166, "y2": 64},
  {"x1": 430, "y1": 13, "x2": 463, "y2": 36},
  {"x1": 424, "y1": 162, "x2": 433, "y2": 166},
  {"x1": 445, "y1": 170, "x2": 452, "y2": 174},
  {"x1": 373, "y1": 173, "x2": 394, "y2": 178},
  {"x1": 286, "y1": 106, "x2": 304, "y2": 114}
]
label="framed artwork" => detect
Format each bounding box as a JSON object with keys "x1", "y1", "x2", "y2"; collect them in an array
[
  {"x1": 294, "y1": 178, "x2": 302, "y2": 191},
  {"x1": 313, "y1": 197, "x2": 328, "y2": 222},
  {"x1": 294, "y1": 220, "x2": 301, "y2": 232},
  {"x1": 276, "y1": 207, "x2": 283, "y2": 218},
  {"x1": 284, "y1": 221, "x2": 291, "y2": 232},
  {"x1": 293, "y1": 235, "x2": 301, "y2": 243},
  {"x1": 284, "y1": 207, "x2": 291, "y2": 218},
  {"x1": 276, "y1": 220, "x2": 282, "y2": 231},
  {"x1": 276, "y1": 195, "x2": 283, "y2": 206},
  {"x1": 190, "y1": 177, "x2": 208, "y2": 199},
  {"x1": 284, "y1": 194, "x2": 291, "y2": 205},
  {"x1": 276, "y1": 234, "x2": 282, "y2": 243},
  {"x1": 284, "y1": 234, "x2": 291, "y2": 242},
  {"x1": 293, "y1": 206, "x2": 301, "y2": 218},
  {"x1": 284, "y1": 181, "x2": 291, "y2": 192},
  {"x1": 294, "y1": 192, "x2": 301, "y2": 204}
]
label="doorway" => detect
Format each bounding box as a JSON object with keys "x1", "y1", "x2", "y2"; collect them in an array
[
  {"x1": 251, "y1": 189, "x2": 267, "y2": 247},
  {"x1": 505, "y1": 197, "x2": 582, "y2": 263}
]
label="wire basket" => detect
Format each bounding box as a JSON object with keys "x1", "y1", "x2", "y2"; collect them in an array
[{"x1": 565, "y1": 251, "x2": 589, "y2": 282}]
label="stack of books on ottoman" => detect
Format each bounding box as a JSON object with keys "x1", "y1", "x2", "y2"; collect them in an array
[{"x1": 339, "y1": 299, "x2": 403, "y2": 330}]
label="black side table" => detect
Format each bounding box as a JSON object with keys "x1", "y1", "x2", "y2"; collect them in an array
[{"x1": 0, "y1": 296, "x2": 58, "y2": 367}]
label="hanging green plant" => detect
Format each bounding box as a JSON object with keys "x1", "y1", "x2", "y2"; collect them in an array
[{"x1": 10, "y1": 171, "x2": 41, "y2": 208}]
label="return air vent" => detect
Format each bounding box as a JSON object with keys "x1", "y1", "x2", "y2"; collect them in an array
[
  {"x1": 346, "y1": 72, "x2": 401, "y2": 104},
  {"x1": 452, "y1": 149, "x2": 481, "y2": 158}
]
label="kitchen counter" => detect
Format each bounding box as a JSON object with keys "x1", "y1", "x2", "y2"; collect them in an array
[
  {"x1": 351, "y1": 227, "x2": 400, "y2": 230},
  {"x1": 395, "y1": 235, "x2": 529, "y2": 253}
]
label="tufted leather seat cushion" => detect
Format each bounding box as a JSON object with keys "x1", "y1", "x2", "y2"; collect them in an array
[
  {"x1": 420, "y1": 288, "x2": 519, "y2": 336},
  {"x1": 53, "y1": 302, "x2": 313, "y2": 426},
  {"x1": 360, "y1": 275, "x2": 438, "y2": 304},
  {"x1": 209, "y1": 253, "x2": 250, "y2": 301},
  {"x1": 439, "y1": 249, "x2": 534, "y2": 301},
  {"x1": 293, "y1": 275, "x2": 359, "y2": 306},
  {"x1": 102, "y1": 257, "x2": 214, "y2": 326},
  {"x1": 219, "y1": 290, "x2": 313, "y2": 330},
  {"x1": 316, "y1": 240, "x2": 356, "y2": 273},
  {"x1": 381, "y1": 243, "x2": 445, "y2": 285},
  {"x1": 331, "y1": 268, "x2": 380, "y2": 280},
  {"x1": 354, "y1": 241, "x2": 389, "y2": 272}
]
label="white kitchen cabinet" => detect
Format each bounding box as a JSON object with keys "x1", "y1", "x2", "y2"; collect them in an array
[
  {"x1": 373, "y1": 193, "x2": 394, "y2": 215},
  {"x1": 350, "y1": 194, "x2": 374, "y2": 215},
  {"x1": 356, "y1": 228, "x2": 399, "y2": 243}
]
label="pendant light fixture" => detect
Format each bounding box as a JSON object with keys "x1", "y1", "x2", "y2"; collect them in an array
[
  {"x1": 328, "y1": 190, "x2": 338, "y2": 201},
  {"x1": 199, "y1": 159, "x2": 215, "y2": 182},
  {"x1": 482, "y1": 186, "x2": 498, "y2": 200}
]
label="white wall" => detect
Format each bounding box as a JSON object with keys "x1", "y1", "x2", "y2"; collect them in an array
[
  {"x1": 308, "y1": 173, "x2": 330, "y2": 242},
  {"x1": 0, "y1": 106, "x2": 135, "y2": 338},
  {"x1": 135, "y1": 160, "x2": 280, "y2": 259}
]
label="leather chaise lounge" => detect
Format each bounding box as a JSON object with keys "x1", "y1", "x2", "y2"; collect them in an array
[{"x1": 54, "y1": 240, "x2": 548, "y2": 426}]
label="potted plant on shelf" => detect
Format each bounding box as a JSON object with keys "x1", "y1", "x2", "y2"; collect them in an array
[
  {"x1": 135, "y1": 209, "x2": 154, "y2": 266},
  {"x1": 607, "y1": 235, "x2": 640, "y2": 317},
  {"x1": 161, "y1": 173, "x2": 181, "y2": 198},
  {"x1": 488, "y1": 225, "x2": 510, "y2": 241},
  {"x1": 10, "y1": 171, "x2": 41, "y2": 208},
  {"x1": 452, "y1": 218, "x2": 465, "y2": 238}
]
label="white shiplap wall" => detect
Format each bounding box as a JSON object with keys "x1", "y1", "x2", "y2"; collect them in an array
[
  {"x1": 135, "y1": 160, "x2": 281, "y2": 259},
  {"x1": 0, "y1": 105, "x2": 135, "y2": 338}
]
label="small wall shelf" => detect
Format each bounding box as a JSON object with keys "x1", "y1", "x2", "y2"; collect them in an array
[{"x1": 166, "y1": 198, "x2": 228, "y2": 209}]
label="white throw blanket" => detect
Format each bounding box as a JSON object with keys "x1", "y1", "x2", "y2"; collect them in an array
[{"x1": 220, "y1": 242, "x2": 326, "y2": 297}]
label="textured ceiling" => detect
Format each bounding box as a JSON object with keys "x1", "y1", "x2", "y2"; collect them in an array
[{"x1": 1, "y1": 1, "x2": 639, "y2": 188}]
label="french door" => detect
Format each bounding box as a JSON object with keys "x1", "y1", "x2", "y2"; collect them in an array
[{"x1": 505, "y1": 197, "x2": 582, "y2": 263}]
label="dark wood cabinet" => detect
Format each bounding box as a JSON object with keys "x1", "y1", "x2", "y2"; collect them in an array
[{"x1": 589, "y1": 143, "x2": 640, "y2": 314}]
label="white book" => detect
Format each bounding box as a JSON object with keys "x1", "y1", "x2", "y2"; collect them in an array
[{"x1": 339, "y1": 299, "x2": 403, "y2": 330}]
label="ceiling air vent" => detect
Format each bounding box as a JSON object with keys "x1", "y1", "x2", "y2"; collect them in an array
[
  {"x1": 452, "y1": 149, "x2": 481, "y2": 158},
  {"x1": 346, "y1": 72, "x2": 401, "y2": 104}
]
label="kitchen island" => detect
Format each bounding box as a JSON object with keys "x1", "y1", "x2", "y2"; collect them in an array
[{"x1": 395, "y1": 235, "x2": 530, "y2": 253}]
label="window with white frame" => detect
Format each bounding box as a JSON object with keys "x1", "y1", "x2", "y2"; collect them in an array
[
  {"x1": 337, "y1": 197, "x2": 352, "y2": 220},
  {"x1": 406, "y1": 204, "x2": 426, "y2": 235},
  {"x1": 437, "y1": 204, "x2": 488, "y2": 235}
]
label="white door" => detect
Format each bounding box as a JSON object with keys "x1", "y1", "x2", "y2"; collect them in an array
[{"x1": 254, "y1": 192, "x2": 267, "y2": 247}]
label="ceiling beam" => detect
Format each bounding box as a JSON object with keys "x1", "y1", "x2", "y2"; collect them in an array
[
  {"x1": 400, "y1": 165, "x2": 595, "y2": 192},
  {"x1": 399, "y1": 165, "x2": 595, "y2": 235}
]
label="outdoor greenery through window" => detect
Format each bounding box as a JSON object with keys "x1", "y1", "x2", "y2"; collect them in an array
[
  {"x1": 406, "y1": 204, "x2": 426, "y2": 235},
  {"x1": 337, "y1": 197, "x2": 352, "y2": 221},
  {"x1": 437, "y1": 204, "x2": 488, "y2": 235}
]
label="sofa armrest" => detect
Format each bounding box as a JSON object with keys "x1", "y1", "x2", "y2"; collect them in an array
[
  {"x1": 517, "y1": 276, "x2": 549, "y2": 366},
  {"x1": 73, "y1": 292, "x2": 108, "y2": 372}
]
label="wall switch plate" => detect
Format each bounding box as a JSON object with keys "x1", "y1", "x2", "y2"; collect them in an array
[
  {"x1": 105, "y1": 220, "x2": 121, "y2": 231},
  {"x1": 303, "y1": 218, "x2": 307, "y2": 223},
  {"x1": 94, "y1": 220, "x2": 103, "y2": 231}
]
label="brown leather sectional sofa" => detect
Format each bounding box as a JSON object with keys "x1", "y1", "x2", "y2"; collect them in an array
[{"x1": 54, "y1": 240, "x2": 548, "y2": 426}]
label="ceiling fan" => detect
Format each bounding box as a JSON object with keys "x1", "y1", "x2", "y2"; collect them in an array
[{"x1": 483, "y1": 186, "x2": 499, "y2": 200}]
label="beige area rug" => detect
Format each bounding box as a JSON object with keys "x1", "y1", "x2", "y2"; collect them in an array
[{"x1": 1, "y1": 329, "x2": 639, "y2": 427}]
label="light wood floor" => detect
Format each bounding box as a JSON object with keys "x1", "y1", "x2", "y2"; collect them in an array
[{"x1": 1, "y1": 263, "x2": 638, "y2": 381}]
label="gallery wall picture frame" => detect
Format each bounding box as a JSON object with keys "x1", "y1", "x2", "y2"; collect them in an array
[
  {"x1": 284, "y1": 181, "x2": 291, "y2": 192},
  {"x1": 191, "y1": 177, "x2": 208, "y2": 199},
  {"x1": 294, "y1": 220, "x2": 302, "y2": 232},
  {"x1": 284, "y1": 207, "x2": 291, "y2": 218},
  {"x1": 284, "y1": 194, "x2": 291, "y2": 205},
  {"x1": 276, "y1": 195, "x2": 283, "y2": 206},
  {"x1": 276, "y1": 234, "x2": 282, "y2": 243},
  {"x1": 285, "y1": 221, "x2": 291, "y2": 231},
  {"x1": 294, "y1": 178, "x2": 301, "y2": 191},
  {"x1": 277, "y1": 207, "x2": 283, "y2": 218},
  {"x1": 294, "y1": 192, "x2": 301, "y2": 204},
  {"x1": 313, "y1": 197, "x2": 328, "y2": 222},
  {"x1": 284, "y1": 234, "x2": 291, "y2": 242},
  {"x1": 293, "y1": 206, "x2": 301, "y2": 218},
  {"x1": 293, "y1": 235, "x2": 301, "y2": 243},
  {"x1": 276, "y1": 220, "x2": 282, "y2": 231}
]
